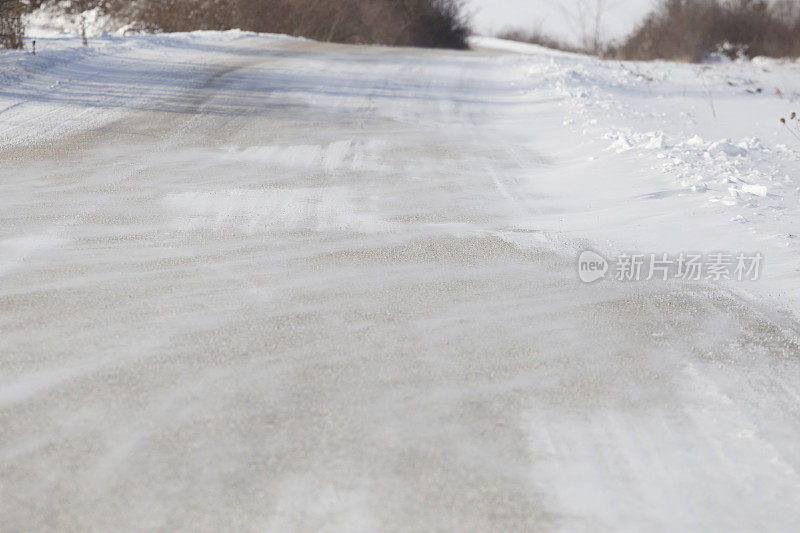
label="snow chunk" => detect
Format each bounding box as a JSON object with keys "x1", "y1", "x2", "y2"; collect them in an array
[
  {"x1": 685, "y1": 135, "x2": 706, "y2": 147},
  {"x1": 608, "y1": 136, "x2": 634, "y2": 152},
  {"x1": 642, "y1": 133, "x2": 669, "y2": 150},
  {"x1": 741, "y1": 184, "x2": 768, "y2": 197},
  {"x1": 708, "y1": 140, "x2": 747, "y2": 158}
]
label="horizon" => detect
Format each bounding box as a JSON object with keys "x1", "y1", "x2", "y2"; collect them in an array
[{"x1": 467, "y1": 0, "x2": 656, "y2": 44}]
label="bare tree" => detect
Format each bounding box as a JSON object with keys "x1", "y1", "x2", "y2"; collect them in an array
[{"x1": 555, "y1": 0, "x2": 615, "y2": 54}]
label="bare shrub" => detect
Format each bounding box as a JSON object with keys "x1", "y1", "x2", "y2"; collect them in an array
[
  {"x1": 402, "y1": 0, "x2": 470, "y2": 49},
  {"x1": 616, "y1": 0, "x2": 800, "y2": 61},
  {"x1": 0, "y1": 0, "x2": 25, "y2": 49},
  {"x1": 95, "y1": 0, "x2": 470, "y2": 49}
]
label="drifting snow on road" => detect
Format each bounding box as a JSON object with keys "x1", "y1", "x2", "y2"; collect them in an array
[{"x1": 2, "y1": 31, "x2": 800, "y2": 531}]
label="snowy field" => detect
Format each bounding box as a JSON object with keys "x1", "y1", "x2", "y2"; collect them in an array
[{"x1": 2, "y1": 27, "x2": 800, "y2": 531}]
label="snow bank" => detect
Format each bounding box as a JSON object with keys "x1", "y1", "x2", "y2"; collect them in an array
[
  {"x1": 495, "y1": 46, "x2": 800, "y2": 314},
  {"x1": 468, "y1": 36, "x2": 578, "y2": 58}
]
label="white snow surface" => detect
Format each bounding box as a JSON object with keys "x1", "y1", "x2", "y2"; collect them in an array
[
  {"x1": 469, "y1": 36, "x2": 800, "y2": 313},
  {"x1": 2, "y1": 29, "x2": 800, "y2": 531}
]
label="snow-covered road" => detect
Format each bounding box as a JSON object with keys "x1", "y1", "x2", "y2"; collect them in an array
[{"x1": 2, "y1": 33, "x2": 800, "y2": 531}]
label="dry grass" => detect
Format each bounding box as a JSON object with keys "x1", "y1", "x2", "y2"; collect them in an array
[{"x1": 780, "y1": 111, "x2": 800, "y2": 144}]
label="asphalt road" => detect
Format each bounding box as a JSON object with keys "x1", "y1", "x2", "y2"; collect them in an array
[{"x1": 2, "y1": 36, "x2": 800, "y2": 531}]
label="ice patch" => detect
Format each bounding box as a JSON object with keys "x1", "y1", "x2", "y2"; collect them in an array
[
  {"x1": 220, "y1": 141, "x2": 354, "y2": 172},
  {"x1": 323, "y1": 140, "x2": 353, "y2": 173},
  {"x1": 162, "y1": 187, "x2": 383, "y2": 234},
  {"x1": 0, "y1": 234, "x2": 69, "y2": 277},
  {"x1": 222, "y1": 145, "x2": 324, "y2": 168}
]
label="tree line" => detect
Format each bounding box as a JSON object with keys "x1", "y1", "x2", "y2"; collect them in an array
[
  {"x1": 500, "y1": 0, "x2": 800, "y2": 61},
  {"x1": 0, "y1": 0, "x2": 470, "y2": 50}
]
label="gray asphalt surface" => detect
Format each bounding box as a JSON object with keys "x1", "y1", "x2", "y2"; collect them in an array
[{"x1": 2, "y1": 36, "x2": 800, "y2": 532}]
